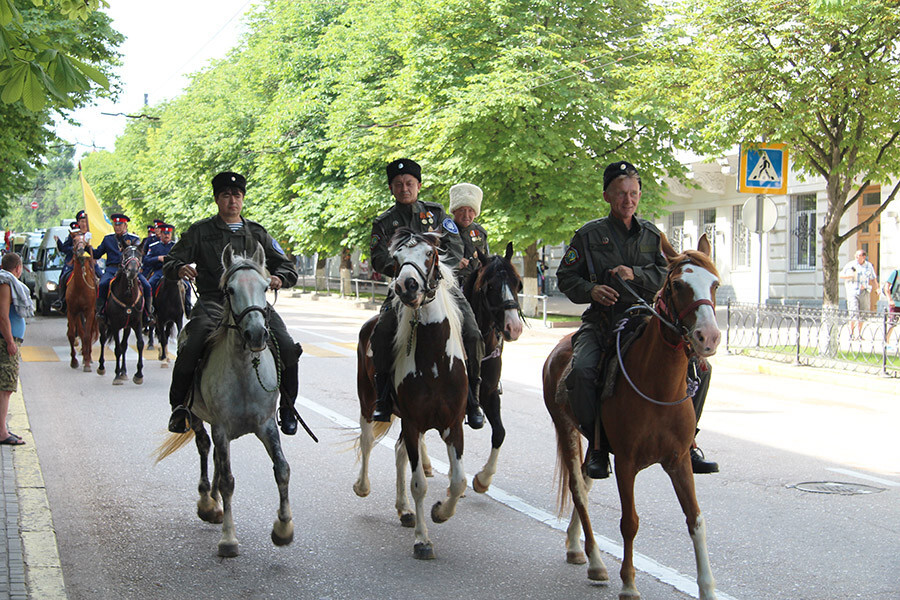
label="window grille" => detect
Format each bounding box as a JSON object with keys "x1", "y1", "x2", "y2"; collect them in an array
[
  {"x1": 732, "y1": 205, "x2": 750, "y2": 269},
  {"x1": 790, "y1": 194, "x2": 817, "y2": 271},
  {"x1": 700, "y1": 208, "x2": 716, "y2": 259},
  {"x1": 668, "y1": 211, "x2": 684, "y2": 253}
]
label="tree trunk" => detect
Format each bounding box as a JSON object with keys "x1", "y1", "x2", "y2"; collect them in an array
[
  {"x1": 339, "y1": 247, "x2": 352, "y2": 297},
  {"x1": 522, "y1": 242, "x2": 539, "y2": 318},
  {"x1": 315, "y1": 257, "x2": 327, "y2": 293}
]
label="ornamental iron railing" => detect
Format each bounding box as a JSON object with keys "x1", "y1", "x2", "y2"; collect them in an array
[{"x1": 726, "y1": 300, "x2": 900, "y2": 377}]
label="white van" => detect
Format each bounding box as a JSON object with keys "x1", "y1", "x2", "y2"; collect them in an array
[{"x1": 32, "y1": 226, "x2": 70, "y2": 316}]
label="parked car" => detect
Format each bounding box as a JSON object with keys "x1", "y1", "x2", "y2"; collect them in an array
[
  {"x1": 10, "y1": 231, "x2": 44, "y2": 296},
  {"x1": 32, "y1": 226, "x2": 69, "y2": 316}
]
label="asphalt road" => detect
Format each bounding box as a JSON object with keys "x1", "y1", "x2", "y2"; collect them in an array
[{"x1": 18, "y1": 295, "x2": 900, "y2": 600}]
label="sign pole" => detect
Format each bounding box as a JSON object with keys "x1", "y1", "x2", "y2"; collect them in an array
[{"x1": 756, "y1": 193, "x2": 764, "y2": 306}]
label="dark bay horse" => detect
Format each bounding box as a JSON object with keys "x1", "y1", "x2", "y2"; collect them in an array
[
  {"x1": 155, "y1": 243, "x2": 292, "y2": 558},
  {"x1": 148, "y1": 277, "x2": 185, "y2": 367},
  {"x1": 97, "y1": 245, "x2": 145, "y2": 385},
  {"x1": 462, "y1": 243, "x2": 524, "y2": 492},
  {"x1": 354, "y1": 229, "x2": 468, "y2": 560},
  {"x1": 65, "y1": 235, "x2": 99, "y2": 372},
  {"x1": 543, "y1": 234, "x2": 720, "y2": 600}
]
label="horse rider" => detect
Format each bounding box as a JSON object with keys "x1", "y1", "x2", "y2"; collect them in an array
[
  {"x1": 557, "y1": 161, "x2": 719, "y2": 479},
  {"x1": 449, "y1": 183, "x2": 490, "y2": 287},
  {"x1": 51, "y1": 211, "x2": 100, "y2": 313},
  {"x1": 163, "y1": 171, "x2": 303, "y2": 436},
  {"x1": 140, "y1": 220, "x2": 164, "y2": 256},
  {"x1": 143, "y1": 223, "x2": 192, "y2": 315},
  {"x1": 93, "y1": 213, "x2": 153, "y2": 325},
  {"x1": 369, "y1": 158, "x2": 485, "y2": 429}
]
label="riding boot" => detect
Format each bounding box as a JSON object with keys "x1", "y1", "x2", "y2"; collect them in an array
[
  {"x1": 277, "y1": 362, "x2": 299, "y2": 436},
  {"x1": 52, "y1": 279, "x2": 67, "y2": 311},
  {"x1": 372, "y1": 371, "x2": 395, "y2": 422},
  {"x1": 689, "y1": 359, "x2": 718, "y2": 474},
  {"x1": 586, "y1": 418, "x2": 611, "y2": 479},
  {"x1": 168, "y1": 405, "x2": 191, "y2": 434},
  {"x1": 465, "y1": 375, "x2": 484, "y2": 430}
]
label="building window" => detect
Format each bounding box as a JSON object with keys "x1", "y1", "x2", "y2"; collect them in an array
[
  {"x1": 732, "y1": 205, "x2": 750, "y2": 269},
  {"x1": 790, "y1": 194, "x2": 817, "y2": 271},
  {"x1": 863, "y1": 190, "x2": 881, "y2": 206},
  {"x1": 668, "y1": 211, "x2": 684, "y2": 253},
  {"x1": 700, "y1": 208, "x2": 716, "y2": 259}
]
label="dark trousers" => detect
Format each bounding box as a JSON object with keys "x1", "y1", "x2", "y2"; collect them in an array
[
  {"x1": 168, "y1": 298, "x2": 301, "y2": 409},
  {"x1": 371, "y1": 287, "x2": 484, "y2": 388}
]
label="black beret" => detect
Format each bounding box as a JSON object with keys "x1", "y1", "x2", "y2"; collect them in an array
[
  {"x1": 110, "y1": 213, "x2": 130, "y2": 224},
  {"x1": 75, "y1": 210, "x2": 86, "y2": 220},
  {"x1": 212, "y1": 171, "x2": 247, "y2": 196},
  {"x1": 603, "y1": 161, "x2": 641, "y2": 191},
  {"x1": 386, "y1": 159, "x2": 421, "y2": 185}
]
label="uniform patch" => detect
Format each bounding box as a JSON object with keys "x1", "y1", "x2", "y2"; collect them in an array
[
  {"x1": 442, "y1": 217, "x2": 459, "y2": 234},
  {"x1": 370, "y1": 234, "x2": 380, "y2": 248},
  {"x1": 563, "y1": 246, "x2": 580, "y2": 265},
  {"x1": 272, "y1": 239, "x2": 286, "y2": 255}
]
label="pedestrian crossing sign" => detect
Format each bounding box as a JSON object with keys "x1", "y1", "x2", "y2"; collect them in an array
[{"x1": 738, "y1": 143, "x2": 789, "y2": 194}]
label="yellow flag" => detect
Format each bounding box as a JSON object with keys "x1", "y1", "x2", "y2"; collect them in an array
[{"x1": 79, "y1": 170, "x2": 113, "y2": 239}]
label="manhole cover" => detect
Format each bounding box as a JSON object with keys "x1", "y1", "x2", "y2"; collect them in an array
[{"x1": 789, "y1": 481, "x2": 885, "y2": 495}]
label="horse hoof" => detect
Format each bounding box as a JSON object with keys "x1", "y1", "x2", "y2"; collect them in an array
[
  {"x1": 133, "y1": 375, "x2": 143, "y2": 385},
  {"x1": 147, "y1": 344, "x2": 155, "y2": 351},
  {"x1": 97, "y1": 367, "x2": 105, "y2": 375},
  {"x1": 112, "y1": 378, "x2": 124, "y2": 386},
  {"x1": 413, "y1": 542, "x2": 435, "y2": 560},
  {"x1": 271, "y1": 519, "x2": 294, "y2": 546},
  {"x1": 617, "y1": 590, "x2": 639, "y2": 599},
  {"x1": 197, "y1": 507, "x2": 223, "y2": 524},
  {"x1": 423, "y1": 466, "x2": 434, "y2": 478},
  {"x1": 566, "y1": 550, "x2": 587, "y2": 565},
  {"x1": 217, "y1": 541, "x2": 239, "y2": 558},
  {"x1": 83, "y1": 365, "x2": 91, "y2": 373},
  {"x1": 472, "y1": 473, "x2": 489, "y2": 494},
  {"x1": 352, "y1": 481, "x2": 370, "y2": 498},
  {"x1": 70, "y1": 360, "x2": 78, "y2": 369},
  {"x1": 589, "y1": 564, "x2": 610, "y2": 582},
  {"x1": 431, "y1": 501, "x2": 449, "y2": 524},
  {"x1": 399, "y1": 512, "x2": 416, "y2": 528},
  {"x1": 160, "y1": 361, "x2": 169, "y2": 369}
]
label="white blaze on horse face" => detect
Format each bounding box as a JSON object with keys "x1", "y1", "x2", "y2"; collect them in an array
[
  {"x1": 680, "y1": 266, "x2": 721, "y2": 356},
  {"x1": 501, "y1": 283, "x2": 523, "y2": 341},
  {"x1": 392, "y1": 241, "x2": 434, "y2": 308}
]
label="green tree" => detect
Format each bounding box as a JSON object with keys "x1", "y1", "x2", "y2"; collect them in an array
[{"x1": 643, "y1": 0, "x2": 900, "y2": 307}]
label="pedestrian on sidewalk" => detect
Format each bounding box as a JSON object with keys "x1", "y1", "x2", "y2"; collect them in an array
[
  {"x1": 0, "y1": 252, "x2": 33, "y2": 446},
  {"x1": 881, "y1": 267, "x2": 900, "y2": 351},
  {"x1": 840, "y1": 249, "x2": 877, "y2": 341}
]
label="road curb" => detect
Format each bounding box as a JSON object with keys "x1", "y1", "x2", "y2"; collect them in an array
[{"x1": 8, "y1": 382, "x2": 67, "y2": 600}]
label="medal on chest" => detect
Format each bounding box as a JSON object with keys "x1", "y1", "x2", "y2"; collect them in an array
[{"x1": 420, "y1": 211, "x2": 435, "y2": 231}]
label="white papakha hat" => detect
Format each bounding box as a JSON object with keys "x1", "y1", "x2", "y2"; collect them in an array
[{"x1": 449, "y1": 183, "x2": 483, "y2": 217}]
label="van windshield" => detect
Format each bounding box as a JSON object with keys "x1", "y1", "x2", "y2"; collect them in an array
[{"x1": 45, "y1": 249, "x2": 65, "y2": 270}]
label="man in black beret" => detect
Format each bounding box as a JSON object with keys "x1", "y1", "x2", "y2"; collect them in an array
[
  {"x1": 368, "y1": 158, "x2": 485, "y2": 428},
  {"x1": 557, "y1": 161, "x2": 718, "y2": 477},
  {"x1": 163, "y1": 171, "x2": 304, "y2": 437}
]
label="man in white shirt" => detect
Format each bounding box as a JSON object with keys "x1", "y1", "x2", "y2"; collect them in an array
[{"x1": 840, "y1": 249, "x2": 878, "y2": 340}]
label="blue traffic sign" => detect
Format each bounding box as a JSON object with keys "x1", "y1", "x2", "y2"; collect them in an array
[{"x1": 738, "y1": 143, "x2": 789, "y2": 194}]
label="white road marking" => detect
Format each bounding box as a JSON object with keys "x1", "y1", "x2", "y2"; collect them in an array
[
  {"x1": 826, "y1": 468, "x2": 899, "y2": 487},
  {"x1": 296, "y1": 394, "x2": 741, "y2": 600}
]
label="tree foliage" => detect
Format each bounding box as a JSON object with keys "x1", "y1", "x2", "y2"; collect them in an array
[{"x1": 639, "y1": 0, "x2": 900, "y2": 306}]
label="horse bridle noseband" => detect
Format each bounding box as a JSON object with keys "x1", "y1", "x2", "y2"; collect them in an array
[
  {"x1": 396, "y1": 252, "x2": 442, "y2": 303},
  {"x1": 222, "y1": 263, "x2": 272, "y2": 329}
]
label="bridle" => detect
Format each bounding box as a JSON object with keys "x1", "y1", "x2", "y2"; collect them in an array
[
  {"x1": 394, "y1": 244, "x2": 442, "y2": 305},
  {"x1": 221, "y1": 263, "x2": 272, "y2": 332}
]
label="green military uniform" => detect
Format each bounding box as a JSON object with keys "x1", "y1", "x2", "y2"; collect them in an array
[
  {"x1": 556, "y1": 215, "x2": 667, "y2": 438},
  {"x1": 164, "y1": 214, "x2": 302, "y2": 430},
  {"x1": 455, "y1": 222, "x2": 490, "y2": 285},
  {"x1": 370, "y1": 200, "x2": 464, "y2": 276}
]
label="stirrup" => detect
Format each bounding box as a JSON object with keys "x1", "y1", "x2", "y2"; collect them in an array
[
  {"x1": 278, "y1": 406, "x2": 298, "y2": 436},
  {"x1": 585, "y1": 449, "x2": 610, "y2": 479},
  {"x1": 372, "y1": 397, "x2": 393, "y2": 422},
  {"x1": 168, "y1": 406, "x2": 191, "y2": 434}
]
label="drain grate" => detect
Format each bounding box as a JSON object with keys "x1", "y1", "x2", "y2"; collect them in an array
[{"x1": 789, "y1": 481, "x2": 885, "y2": 496}]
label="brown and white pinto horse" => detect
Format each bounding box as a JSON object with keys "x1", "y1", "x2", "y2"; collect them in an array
[
  {"x1": 462, "y1": 243, "x2": 524, "y2": 492},
  {"x1": 543, "y1": 234, "x2": 720, "y2": 600},
  {"x1": 65, "y1": 235, "x2": 99, "y2": 372},
  {"x1": 354, "y1": 228, "x2": 468, "y2": 560}
]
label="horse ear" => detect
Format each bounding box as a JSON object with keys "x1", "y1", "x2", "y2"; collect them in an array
[
  {"x1": 660, "y1": 232, "x2": 678, "y2": 259},
  {"x1": 697, "y1": 233, "x2": 712, "y2": 257},
  {"x1": 252, "y1": 242, "x2": 266, "y2": 266},
  {"x1": 505, "y1": 242, "x2": 513, "y2": 261},
  {"x1": 475, "y1": 248, "x2": 488, "y2": 266},
  {"x1": 222, "y1": 243, "x2": 234, "y2": 270}
]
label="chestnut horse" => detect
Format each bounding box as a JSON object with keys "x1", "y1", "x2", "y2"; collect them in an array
[
  {"x1": 354, "y1": 228, "x2": 468, "y2": 560},
  {"x1": 462, "y1": 243, "x2": 524, "y2": 492},
  {"x1": 543, "y1": 234, "x2": 720, "y2": 600},
  {"x1": 65, "y1": 234, "x2": 99, "y2": 372}
]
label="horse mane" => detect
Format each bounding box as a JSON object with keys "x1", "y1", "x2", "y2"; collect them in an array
[
  {"x1": 391, "y1": 261, "x2": 463, "y2": 363},
  {"x1": 465, "y1": 254, "x2": 522, "y2": 336},
  {"x1": 673, "y1": 249, "x2": 719, "y2": 279},
  {"x1": 206, "y1": 254, "x2": 270, "y2": 347},
  {"x1": 388, "y1": 227, "x2": 445, "y2": 258}
]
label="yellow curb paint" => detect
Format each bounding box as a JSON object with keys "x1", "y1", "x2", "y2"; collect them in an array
[{"x1": 9, "y1": 382, "x2": 68, "y2": 600}]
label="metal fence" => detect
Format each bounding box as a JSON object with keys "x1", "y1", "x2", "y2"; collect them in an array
[{"x1": 726, "y1": 300, "x2": 900, "y2": 377}]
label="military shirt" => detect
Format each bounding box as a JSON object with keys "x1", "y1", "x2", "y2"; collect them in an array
[
  {"x1": 142, "y1": 240, "x2": 175, "y2": 277},
  {"x1": 556, "y1": 216, "x2": 667, "y2": 325},
  {"x1": 455, "y1": 222, "x2": 490, "y2": 283},
  {"x1": 93, "y1": 233, "x2": 141, "y2": 267},
  {"x1": 370, "y1": 200, "x2": 464, "y2": 278},
  {"x1": 163, "y1": 215, "x2": 297, "y2": 300},
  {"x1": 57, "y1": 235, "x2": 77, "y2": 265}
]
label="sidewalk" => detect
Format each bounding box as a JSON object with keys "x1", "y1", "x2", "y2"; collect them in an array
[{"x1": 1, "y1": 384, "x2": 66, "y2": 600}]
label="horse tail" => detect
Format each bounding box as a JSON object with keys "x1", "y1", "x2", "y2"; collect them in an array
[
  {"x1": 90, "y1": 313, "x2": 100, "y2": 345},
  {"x1": 554, "y1": 428, "x2": 579, "y2": 517},
  {"x1": 153, "y1": 431, "x2": 196, "y2": 463}
]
